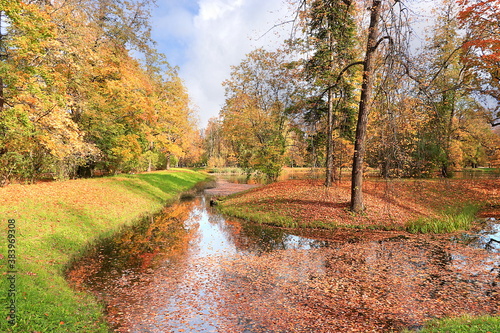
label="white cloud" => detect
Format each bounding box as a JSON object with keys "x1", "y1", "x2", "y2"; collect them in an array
[
  {"x1": 151, "y1": 1, "x2": 438, "y2": 128},
  {"x1": 198, "y1": 0, "x2": 244, "y2": 21},
  {"x1": 153, "y1": 0, "x2": 294, "y2": 128}
]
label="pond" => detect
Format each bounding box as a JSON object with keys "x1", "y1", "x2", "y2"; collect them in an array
[
  {"x1": 68, "y1": 180, "x2": 500, "y2": 332},
  {"x1": 216, "y1": 167, "x2": 500, "y2": 185},
  {"x1": 456, "y1": 217, "x2": 500, "y2": 252}
]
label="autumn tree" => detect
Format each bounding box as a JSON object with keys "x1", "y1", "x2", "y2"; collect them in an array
[
  {"x1": 363, "y1": 0, "x2": 500, "y2": 179},
  {"x1": 378, "y1": 0, "x2": 499, "y2": 176},
  {"x1": 221, "y1": 48, "x2": 300, "y2": 180},
  {"x1": 458, "y1": 0, "x2": 500, "y2": 128},
  {"x1": 287, "y1": 0, "x2": 412, "y2": 211},
  {"x1": 0, "y1": 0, "x2": 198, "y2": 184},
  {"x1": 344, "y1": 0, "x2": 419, "y2": 212},
  {"x1": 0, "y1": 0, "x2": 97, "y2": 182},
  {"x1": 418, "y1": 0, "x2": 475, "y2": 176},
  {"x1": 203, "y1": 117, "x2": 230, "y2": 168},
  {"x1": 152, "y1": 73, "x2": 197, "y2": 170},
  {"x1": 299, "y1": 0, "x2": 358, "y2": 186}
]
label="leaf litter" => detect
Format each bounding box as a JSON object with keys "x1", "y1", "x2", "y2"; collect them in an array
[{"x1": 67, "y1": 179, "x2": 500, "y2": 332}]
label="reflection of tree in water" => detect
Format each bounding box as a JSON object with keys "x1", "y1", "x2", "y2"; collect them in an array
[
  {"x1": 68, "y1": 200, "x2": 197, "y2": 291},
  {"x1": 67, "y1": 199, "x2": 201, "y2": 332},
  {"x1": 207, "y1": 203, "x2": 330, "y2": 254}
]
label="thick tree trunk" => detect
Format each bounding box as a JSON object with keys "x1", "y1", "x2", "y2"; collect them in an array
[{"x1": 350, "y1": 0, "x2": 382, "y2": 213}]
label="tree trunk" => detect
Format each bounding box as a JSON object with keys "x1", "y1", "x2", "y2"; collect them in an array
[
  {"x1": 147, "y1": 141, "x2": 154, "y2": 172},
  {"x1": 350, "y1": 0, "x2": 382, "y2": 213},
  {"x1": 442, "y1": 93, "x2": 456, "y2": 177},
  {"x1": 325, "y1": 81, "x2": 335, "y2": 187},
  {"x1": 166, "y1": 153, "x2": 171, "y2": 170},
  {"x1": 0, "y1": 77, "x2": 3, "y2": 113},
  {"x1": 325, "y1": 21, "x2": 335, "y2": 187},
  {"x1": 147, "y1": 157, "x2": 153, "y2": 172}
]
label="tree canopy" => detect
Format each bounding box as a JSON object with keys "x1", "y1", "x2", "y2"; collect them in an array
[
  {"x1": 208, "y1": 0, "x2": 499, "y2": 209},
  {"x1": 0, "y1": 0, "x2": 198, "y2": 184},
  {"x1": 1, "y1": 0, "x2": 498, "y2": 190}
]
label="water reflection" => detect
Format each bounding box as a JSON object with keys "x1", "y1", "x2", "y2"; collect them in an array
[
  {"x1": 455, "y1": 218, "x2": 500, "y2": 253},
  {"x1": 207, "y1": 211, "x2": 332, "y2": 254},
  {"x1": 216, "y1": 167, "x2": 500, "y2": 185},
  {"x1": 68, "y1": 187, "x2": 500, "y2": 332}
]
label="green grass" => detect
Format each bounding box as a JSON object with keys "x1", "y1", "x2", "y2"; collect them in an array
[
  {"x1": 403, "y1": 315, "x2": 500, "y2": 332},
  {"x1": 0, "y1": 169, "x2": 209, "y2": 332},
  {"x1": 405, "y1": 203, "x2": 481, "y2": 233}
]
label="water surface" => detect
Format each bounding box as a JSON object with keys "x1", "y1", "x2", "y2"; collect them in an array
[{"x1": 68, "y1": 183, "x2": 500, "y2": 332}]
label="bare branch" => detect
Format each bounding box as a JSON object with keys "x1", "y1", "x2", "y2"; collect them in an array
[
  {"x1": 371, "y1": 36, "x2": 392, "y2": 52},
  {"x1": 256, "y1": 20, "x2": 295, "y2": 41},
  {"x1": 427, "y1": 44, "x2": 465, "y2": 87},
  {"x1": 316, "y1": 61, "x2": 365, "y2": 103}
]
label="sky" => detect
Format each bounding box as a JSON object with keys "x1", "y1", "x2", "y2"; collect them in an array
[
  {"x1": 149, "y1": 0, "x2": 437, "y2": 129},
  {"x1": 150, "y1": 0, "x2": 295, "y2": 128}
]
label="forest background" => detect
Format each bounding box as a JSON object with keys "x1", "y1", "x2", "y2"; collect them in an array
[{"x1": 0, "y1": 0, "x2": 499, "y2": 188}]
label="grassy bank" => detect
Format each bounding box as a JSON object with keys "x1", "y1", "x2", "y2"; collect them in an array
[
  {"x1": 0, "y1": 169, "x2": 209, "y2": 332},
  {"x1": 404, "y1": 315, "x2": 500, "y2": 333},
  {"x1": 218, "y1": 179, "x2": 499, "y2": 233}
]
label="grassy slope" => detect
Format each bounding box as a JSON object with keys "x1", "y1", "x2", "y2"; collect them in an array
[{"x1": 0, "y1": 169, "x2": 209, "y2": 332}]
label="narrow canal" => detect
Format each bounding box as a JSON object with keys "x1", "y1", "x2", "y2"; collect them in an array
[{"x1": 68, "y1": 179, "x2": 499, "y2": 332}]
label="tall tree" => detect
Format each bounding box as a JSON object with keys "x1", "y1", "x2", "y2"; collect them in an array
[
  {"x1": 301, "y1": 0, "x2": 357, "y2": 186},
  {"x1": 350, "y1": 0, "x2": 383, "y2": 212},
  {"x1": 349, "y1": 0, "x2": 415, "y2": 212},
  {"x1": 221, "y1": 48, "x2": 300, "y2": 180},
  {"x1": 290, "y1": 0, "x2": 411, "y2": 211},
  {"x1": 458, "y1": 0, "x2": 500, "y2": 127},
  {"x1": 414, "y1": 0, "x2": 471, "y2": 177}
]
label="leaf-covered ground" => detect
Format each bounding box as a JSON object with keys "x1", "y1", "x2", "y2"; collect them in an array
[
  {"x1": 220, "y1": 179, "x2": 500, "y2": 229},
  {"x1": 205, "y1": 178, "x2": 260, "y2": 197},
  {"x1": 68, "y1": 180, "x2": 500, "y2": 332}
]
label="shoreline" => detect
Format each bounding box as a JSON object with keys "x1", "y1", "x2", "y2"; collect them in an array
[{"x1": 0, "y1": 169, "x2": 210, "y2": 332}]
